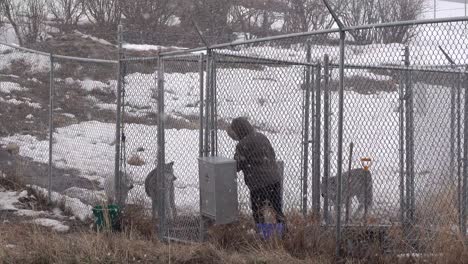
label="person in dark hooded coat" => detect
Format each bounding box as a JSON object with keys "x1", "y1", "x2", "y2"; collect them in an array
[{"x1": 227, "y1": 117, "x2": 285, "y2": 225}]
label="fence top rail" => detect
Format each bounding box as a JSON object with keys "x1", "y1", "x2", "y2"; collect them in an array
[
  {"x1": 0, "y1": 41, "x2": 49, "y2": 56},
  {"x1": 53, "y1": 54, "x2": 118, "y2": 64},
  {"x1": 329, "y1": 63, "x2": 468, "y2": 74},
  {"x1": 159, "y1": 16, "x2": 468, "y2": 57},
  {"x1": 214, "y1": 52, "x2": 319, "y2": 67},
  {"x1": 0, "y1": 40, "x2": 119, "y2": 64},
  {"x1": 343, "y1": 16, "x2": 468, "y2": 32}
]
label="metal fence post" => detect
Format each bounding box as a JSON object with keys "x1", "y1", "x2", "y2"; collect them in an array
[
  {"x1": 399, "y1": 70, "x2": 406, "y2": 225},
  {"x1": 204, "y1": 50, "x2": 212, "y2": 157},
  {"x1": 457, "y1": 71, "x2": 463, "y2": 232},
  {"x1": 48, "y1": 53, "x2": 54, "y2": 204},
  {"x1": 114, "y1": 25, "x2": 123, "y2": 206},
  {"x1": 302, "y1": 44, "x2": 312, "y2": 217},
  {"x1": 212, "y1": 55, "x2": 218, "y2": 156},
  {"x1": 157, "y1": 57, "x2": 167, "y2": 240},
  {"x1": 323, "y1": 54, "x2": 331, "y2": 225},
  {"x1": 312, "y1": 62, "x2": 322, "y2": 218},
  {"x1": 336, "y1": 29, "x2": 346, "y2": 257},
  {"x1": 462, "y1": 66, "x2": 468, "y2": 237},
  {"x1": 198, "y1": 53, "x2": 205, "y2": 242},
  {"x1": 199, "y1": 54, "x2": 205, "y2": 157},
  {"x1": 451, "y1": 74, "x2": 457, "y2": 180},
  {"x1": 404, "y1": 46, "x2": 415, "y2": 226}
]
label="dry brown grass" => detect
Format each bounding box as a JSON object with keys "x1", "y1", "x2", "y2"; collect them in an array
[
  {"x1": 0, "y1": 223, "x2": 321, "y2": 264},
  {"x1": 1, "y1": 172, "x2": 467, "y2": 263}
]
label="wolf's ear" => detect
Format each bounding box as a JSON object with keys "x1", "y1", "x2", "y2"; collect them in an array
[{"x1": 168, "y1": 161, "x2": 175, "y2": 167}]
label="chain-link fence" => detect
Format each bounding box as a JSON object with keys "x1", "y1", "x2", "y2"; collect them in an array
[
  {"x1": 0, "y1": 42, "x2": 120, "y2": 221},
  {"x1": 151, "y1": 18, "x2": 468, "y2": 253},
  {"x1": 0, "y1": 43, "x2": 51, "y2": 198},
  {"x1": 51, "y1": 56, "x2": 119, "y2": 220},
  {"x1": 0, "y1": 15, "x2": 467, "y2": 257}
]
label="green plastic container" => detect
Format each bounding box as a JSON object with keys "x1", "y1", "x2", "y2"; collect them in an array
[{"x1": 92, "y1": 204, "x2": 120, "y2": 231}]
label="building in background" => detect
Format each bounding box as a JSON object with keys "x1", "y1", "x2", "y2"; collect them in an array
[{"x1": 427, "y1": 0, "x2": 467, "y2": 18}]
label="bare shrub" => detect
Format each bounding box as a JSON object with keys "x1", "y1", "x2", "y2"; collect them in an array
[
  {"x1": 342, "y1": 0, "x2": 425, "y2": 44},
  {"x1": 82, "y1": 0, "x2": 120, "y2": 29},
  {"x1": 282, "y1": 0, "x2": 344, "y2": 33},
  {"x1": 1, "y1": 0, "x2": 47, "y2": 46},
  {"x1": 120, "y1": 0, "x2": 176, "y2": 32},
  {"x1": 47, "y1": 0, "x2": 85, "y2": 32}
]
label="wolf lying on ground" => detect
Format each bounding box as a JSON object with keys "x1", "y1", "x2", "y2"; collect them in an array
[
  {"x1": 321, "y1": 168, "x2": 373, "y2": 220},
  {"x1": 145, "y1": 161, "x2": 177, "y2": 220}
]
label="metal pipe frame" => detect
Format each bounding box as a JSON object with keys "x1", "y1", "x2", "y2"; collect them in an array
[
  {"x1": 457, "y1": 72, "x2": 463, "y2": 232},
  {"x1": 335, "y1": 29, "x2": 346, "y2": 258},
  {"x1": 210, "y1": 53, "x2": 216, "y2": 157},
  {"x1": 199, "y1": 54, "x2": 205, "y2": 157},
  {"x1": 114, "y1": 25, "x2": 124, "y2": 206},
  {"x1": 204, "y1": 50, "x2": 212, "y2": 157},
  {"x1": 323, "y1": 54, "x2": 331, "y2": 225},
  {"x1": 48, "y1": 53, "x2": 54, "y2": 204},
  {"x1": 157, "y1": 57, "x2": 167, "y2": 240},
  {"x1": 313, "y1": 63, "x2": 322, "y2": 218},
  {"x1": 158, "y1": 17, "x2": 468, "y2": 58},
  {"x1": 399, "y1": 70, "x2": 406, "y2": 225},
  {"x1": 301, "y1": 44, "x2": 312, "y2": 217},
  {"x1": 463, "y1": 66, "x2": 468, "y2": 237}
]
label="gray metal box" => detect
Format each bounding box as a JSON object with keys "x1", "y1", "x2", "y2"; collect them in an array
[{"x1": 198, "y1": 156, "x2": 238, "y2": 224}]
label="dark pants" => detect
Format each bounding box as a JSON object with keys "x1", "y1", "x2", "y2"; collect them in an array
[{"x1": 250, "y1": 183, "x2": 285, "y2": 224}]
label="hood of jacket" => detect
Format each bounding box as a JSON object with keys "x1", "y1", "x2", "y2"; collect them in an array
[{"x1": 230, "y1": 117, "x2": 254, "y2": 140}]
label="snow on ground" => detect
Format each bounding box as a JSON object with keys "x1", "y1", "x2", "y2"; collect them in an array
[
  {"x1": 32, "y1": 186, "x2": 92, "y2": 221},
  {"x1": 0, "y1": 190, "x2": 25, "y2": 211},
  {"x1": 0, "y1": 187, "x2": 71, "y2": 232},
  {"x1": 0, "y1": 45, "x2": 51, "y2": 74},
  {"x1": 123, "y1": 44, "x2": 187, "y2": 51},
  {"x1": 32, "y1": 218, "x2": 70, "y2": 232},
  {"x1": 74, "y1": 30, "x2": 114, "y2": 46},
  {"x1": 0, "y1": 97, "x2": 41, "y2": 109},
  {"x1": 63, "y1": 77, "x2": 112, "y2": 92},
  {"x1": 0, "y1": 82, "x2": 25, "y2": 94}
]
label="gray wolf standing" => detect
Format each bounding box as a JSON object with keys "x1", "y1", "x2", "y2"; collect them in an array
[
  {"x1": 104, "y1": 171, "x2": 134, "y2": 205},
  {"x1": 145, "y1": 161, "x2": 177, "y2": 220},
  {"x1": 321, "y1": 168, "x2": 373, "y2": 220}
]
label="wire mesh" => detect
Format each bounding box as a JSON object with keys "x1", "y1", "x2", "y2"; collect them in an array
[
  {"x1": 120, "y1": 57, "x2": 160, "y2": 227},
  {"x1": 0, "y1": 15, "x2": 467, "y2": 253},
  {"x1": 214, "y1": 53, "x2": 306, "y2": 217},
  {"x1": 51, "y1": 57, "x2": 118, "y2": 220},
  {"x1": 161, "y1": 55, "x2": 204, "y2": 242},
  {"x1": 0, "y1": 44, "x2": 51, "y2": 194}
]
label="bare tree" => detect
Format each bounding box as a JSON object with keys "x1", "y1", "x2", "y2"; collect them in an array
[
  {"x1": 377, "y1": 0, "x2": 425, "y2": 43},
  {"x1": 342, "y1": 0, "x2": 425, "y2": 44},
  {"x1": 179, "y1": 0, "x2": 233, "y2": 44},
  {"x1": 230, "y1": 0, "x2": 283, "y2": 39},
  {"x1": 1, "y1": 0, "x2": 47, "y2": 46},
  {"x1": 282, "y1": 0, "x2": 341, "y2": 33},
  {"x1": 83, "y1": 0, "x2": 120, "y2": 29},
  {"x1": 121, "y1": 0, "x2": 176, "y2": 31},
  {"x1": 47, "y1": 0, "x2": 84, "y2": 32},
  {"x1": 341, "y1": 0, "x2": 378, "y2": 43}
]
